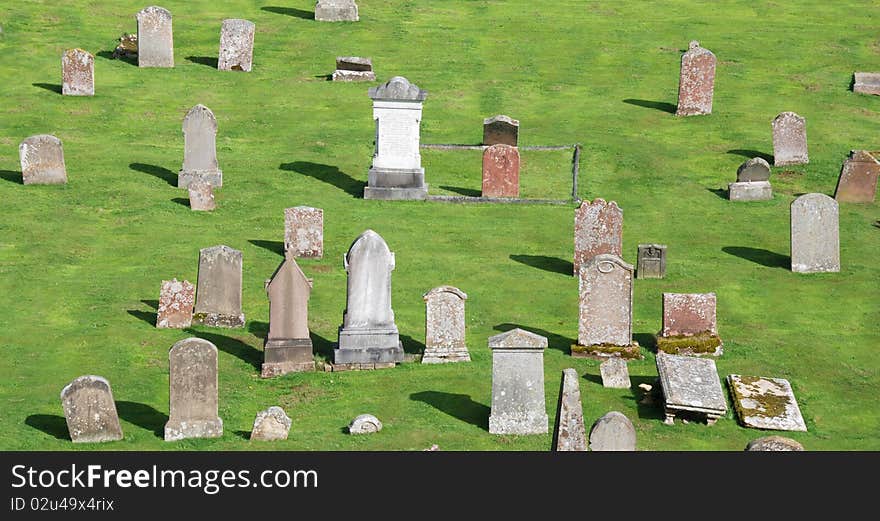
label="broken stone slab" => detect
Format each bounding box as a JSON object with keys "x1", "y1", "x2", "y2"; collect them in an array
[
  {"x1": 553, "y1": 368, "x2": 587, "y2": 451},
  {"x1": 727, "y1": 375, "x2": 807, "y2": 432},
  {"x1": 332, "y1": 69, "x2": 376, "y2": 82},
  {"x1": 112, "y1": 33, "x2": 138, "y2": 59},
  {"x1": 729, "y1": 180, "x2": 772, "y2": 201},
  {"x1": 600, "y1": 358, "x2": 631, "y2": 389},
  {"x1": 853, "y1": 72, "x2": 880, "y2": 96},
  {"x1": 20, "y1": 134, "x2": 67, "y2": 185},
  {"x1": 250, "y1": 406, "x2": 291, "y2": 441},
  {"x1": 315, "y1": 0, "x2": 359, "y2": 22},
  {"x1": 333, "y1": 56, "x2": 375, "y2": 80},
  {"x1": 156, "y1": 278, "x2": 194, "y2": 328},
  {"x1": 656, "y1": 352, "x2": 727, "y2": 425},
  {"x1": 745, "y1": 435, "x2": 805, "y2": 451},
  {"x1": 349, "y1": 414, "x2": 382, "y2": 434},
  {"x1": 188, "y1": 181, "x2": 216, "y2": 211},
  {"x1": 588, "y1": 411, "x2": 636, "y2": 451},
  {"x1": 61, "y1": 376, "x2": 124, "y2": 443}
]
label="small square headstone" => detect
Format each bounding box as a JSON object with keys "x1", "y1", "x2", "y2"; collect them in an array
[
  {"x1": 188, "y1": 181, "x2": 216, "y2": 211},
  {"x1": 600, "y1": 358, "x2": 631, "y2": 388},
  {"x1": 853, "y1": 72, "x2": 880, "y2": 96},
  {"x1": 636, "y1": 244, "x2": 666, "y2": 279},
  {"x1": 20, "y1": 135, "x2": 67, "y2": 185},
  {"x1": 332, "y1": 56, "x2": 375, "y2": 81}
]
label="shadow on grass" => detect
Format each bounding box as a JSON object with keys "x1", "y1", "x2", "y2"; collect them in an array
[
  {"x1": 261, "y1": 6, "x2": 314, "y2": 19},
  {"x1": 141, "y1": 299, "x2": 159, "y2": 309},
  {"x1": 249, "y1": 239, "x2": 285, "y2": 258},
  {"x1": 247, "y1": 320, "x2": 269, "y2": 339},
  {"x1": 116, "y1": 401, "x2": 167, "y2": 438},
  {"x1": 171, "y1": 197, "x2": 190, "y2": 208},
  {"x1": 310, "y1": 331, "x2": 334, "y2": 360},
  {"x1": 33, "y1": 82, "x2": 62, "y2": 94},
  {"x1": 127, "y1": 309, "x2": 156, "y2": 326},
  {"x1": 235, "y1": 430, "x2": 251, "y2": 440},
  {"x1": 874, "y1": 221, "x2": 880, "y2": 229},
  {"x1": 400, "y1": 334, "x2": 425, "y2": 355},
  {"x1": 25, "y1": 414, "x2": 69, "y2": 440},
  {"x1": 628, "y1": 375, "x2": 664, "y2": 421},
  {"x1": 186, "y1": 56, "x2": 218, "y2": 68},
  {"x1": 130, "y1": 163, "x2": 178, "y2": 187},
  {"x1": 722, "y1": 246, "x2": 789, "y2": 269},
  {"x1": 493, "y1": 322, "x2": 573, "y2": 354},
  {"x1": 633, "y1": 332, "x2": 657, "y2": 353},
  {"x1": 186, "y1": 330, "x2": 262, "y2": 371},
  {"x1": 280, "y1": 161, "x2": 364, "y2": 198},
  {"x1": 409, "y1": 391, "x2": 489, "y2": 431},
  {"x1": 727, "y1": 149, "x2": 774, "y2": 163},
  {"x1": 707, "y1": 187, "x2": 728, "y2": 200},
  {"x1": 439, "y1": 185, "x2": 481, "y2": 197},
  {"x1": 0, "y1": 170, "x2": 22, "y2": 184},
  {"x1": 510, "y1": 254, "x2": 573, "y2": 275},
  {"x1": 315, "y1": 73, "x2": 333, "y2": 81},
  {"x1": 95, "y1": 50, "x2": 137, "y2": 66},
  {"x1": 622, "y1": 98, "x2": 676, "y2": 114}
]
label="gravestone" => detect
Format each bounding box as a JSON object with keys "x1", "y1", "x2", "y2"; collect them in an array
[
  {"x1": 332, "y1": 56, "x2": 375, "y2": 82},
  {"x1": 19, "y1": 135, "x2": 67, "y2": 185},
  {"x1": 112, "y1": 33, "x2": 138, "y2": 59},
  {"x1": 483, "y1": 115, "x2": 519, "y2": 146},
  {"x1": 588, "y1": 411, "x2": 636, "y2": 451},
  {"x1": 657, "y1": 292, "x2": 723, "y2": 356},
  {"x1": 745, "y1": 436, "x2": 805, "y2": 451},
  {"x1": 636, "y1": 244, "x2": 666, "y2": 279},
  {"x1": 60, "y1": 376, "x2": 123, "y2": 443},
  {"x1": 284, "y1": 207, "x2": 323, "y2": 259},
  {"x1": 136, "y1": 6, "x2": 173, "y2": 68},
  {"x1": 600, "y1": 358, "x2": 631, "y2": 389},
  {"x1": 250, "y1": 406, "x2": 291, "y2": 441},
  {"x1": 179, "y1": 104, "x2": 222, "y2": 189},
  {"x1": 488, "y1": 328, "x2": 548, "y2": 435},
  {"x1": 193, "y1": 245, "x2": 245, "y2": 328},
  {"x1": 349, "y1": 414, "x2": 382, "y2": 434},
  {"x1": 422, "y1": 286, "x2": 470, "y2": 363},
  {"x1": 554, "y1": 368, "x2": 587, "y2": 451},
  {"x1": 834, "y1": 150, "x2": 879, "y2": 203},
  {"x1": 364, "y1": 76, "x2": 429, "y2": 200},
  {"x1": 334, "y1": 230, "x2": 404, "y2": 365},
  {"x1": 729, "y1": 157, "x2": 772, "y2": 201},
  {"x1": 573, "y1": 198, "x2": 623, "y2": 276},
  {"x1": 262, "y1": 257, "x2": 315, "y2": 377},
  {"x1": 728, "y1": 375, "x2": 807, "y2": 432},
  {"x1": 315, "y1": 0, "x2": 359, "y2": 22},
  {"x1": 481, "y1": 144, "x2": 520, "y2": 198},
  {"x1": 853, "y1": 72, "x2": 880, "y2": 96},
  {"x1": 188, "y1": 181, "x2": 216, "y2": 211},
  {"x1": 573, "y1": 254, "x2": 640, "y2": 359},
  {"x1": 156, "y1": 278, "x2": 194, "y2": 328},
  {"x1": 675, "y1": 41, "x2": 716, "y2": 116},
  {"x1": 656, "y1": 352, "x2": 727, "y2": 425},
  {"x1": 772, "y1": 112, "x2": 809, "y2": 166},
  {"x1": 62, "y1": 48, "x2": 94, "y2": 96},
  {"x1": 790, "y1": 193, "x2": 840, "y2": 273},
  {"x1": 218, "y1": 19, "x2": 255, "y2": 72},
  {"x1": 164, "y1": 338, "x2": 223, "y2": 441}
]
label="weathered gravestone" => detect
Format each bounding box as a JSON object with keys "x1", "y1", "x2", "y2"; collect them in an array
[
  {"x1": 349, "y1": 414, "x2": 382, "y2": 434},
  {"x1": 334, "y1": 230, "x2": 404, "y2": 365},
  {"x1": 657, "y1": 292, "x2": 723, "y2": 356},
  {"x1": 573, "y1": 198, "x2": 623, "y2": 276},
  {"x1": 676, "y1": 41, "x2": 716, "y2": 116},
  {"x1": 573, "y1": 254, "x2": 640, "y2": 359},
  {"x1": 218, "y1": 19, "x2": 255, "y2": 72},
  {"x1": 332, "y1": 56, "x2": 375, "y2": 82},
  {"x1": 790, "y1": 193, "x2": 840, "y2": 273},
  {"x1": 19, "y1": 135, "x2": 67, "y2": 185},
  {"x1": 365, "y1": 76, "x2": 428, "y2": 200},
  {"x1": 588, "y1": 411, "x2": 636, "y2": 451},
  {"x1": 600, "y1": 358, "x2": 631, "y2": 389},
  {"x1": 772, "y1": 112, "x2": 809, "y2": 166},
  {"x1": 483, "y1": 115, "x2": 519, "y2": 147},
  {"x1": 553, "y1": 368, "x2": 586, "y2": 451},
  {"x1": 187, "y1": 181, "x2": 216, "y2": 211},
  {"x1": 156, "y1": 278, "x2": 194, "y2": 328},
  {"x1": 164, "y1": 338, "x2": 223, "y2": 441},
  {"x1": 193, "y1": 245, "x2": 245, "y2": 328},
  {"x1": 728, "y1": 375, "x2": 807, "y2": 432},
  {"x1": 481, "y1": 144, "x2": 520, "y2": 198},
  {"x1": 834, "y1": 150, "x2": 879, "y2": 203},
  {"x1": 745, "y1": 435, "x2": 805, "y2": 451},
  {"x1": 315, "y1": 0, "x2": 359, "y2": 22},
  {"x1": 136, "y1": 6, "x2": 173, "y2": 68},
  {"x1": 112, "y1": 33, "x2": 138, "y2": 60},
  {"x1": 422, "y1": 286, "x2": 470, "y2": 363},
  {"x1": 853, "y1": 72, "x2": 880, "y2": 96},
  {"x1": 284, "y1": 206, "x2": 323, "y2": 259},
  {"x1": 250, "y1": 406, "x2": 291, "y2": 441},
  {"x1": 636, "y1": 244, "x2": 666, "y2": 279},
  {"x1": 179, "y1": 104, "x2": 222, "y2": 189},
  {"x1": 656, "y1": 352, "x2": 727, "y2": 425},
  {"x1": 60, "y1": 375, "x2": 123, "y2": 443},
  {"x1": 62, "y1": 48, "x2": 94, "y2": 96},
  {"x1": 729, "y1": 157, "x2": 772, "y2": 201},
  {"x1": 488, "y1": 328, "x2": 549, "y2": 435},
  {"x1": 262, "y1": 257, "x2": 315, "y2": 377}
]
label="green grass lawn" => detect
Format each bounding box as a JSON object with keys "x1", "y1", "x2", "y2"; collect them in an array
[{"x1": 0, "y1": 0, "x2": 877, "y2": 451}]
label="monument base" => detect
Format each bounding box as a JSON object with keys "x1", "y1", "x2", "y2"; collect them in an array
[
  {"x1": 570, "y1": 342, "x2": 642, "y2": 360},
  {"x1": 729, "y1": 181, "x2": 772, "y2": 201},
  {"x1": 364, "y1": 167, "x2": 428, "y2": 200},
  {"x1": 178, "y1": 169, "x2": 223, "y2": 189},
  {"x1": 332, "y1": 70, "x2": 376, "y2": 82},
  {"x1": 192, "y1": 312, "x2": 245, "y2": 328},
  {"x1": 315, "y1": 4, "x2": 359, "y2": 22},
  {"x1": 335, "y1": 326, "x2": 404, "y2": 364},
  {"x1": 421, "y1": 347, "x2": 471, "y2": 364},
  {"x1": 164, "y1": 417, "x2": 223, "y2": 441},
  {"x1": 261, "y1": 338, "x2": 315, "y2": 377},
  {"x1": 656, "y1": 332, "x2": 723, "y2": 357},
  {"x1": 489, "y1": 413, "x2": 549, "y2": 435},
  {"x1": 675, "y1": 106, "x2": 711, "y2": 117}
]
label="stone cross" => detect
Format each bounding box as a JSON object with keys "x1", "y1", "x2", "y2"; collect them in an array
[
  {"x1": 19, "y1": 135, "x2": 67, "y2": 185},
  {"x1": 156, "y1": 278, "x2": 194, "y2": 328},
  {"x1": 488, "y1": 328, "x2": 548, "y2": 435},
  {"x1": 193, "y1": 245, "x2": 245, "y2": 328},
  {"x1": 179, "y1": 104, "x2": 222, "y2": 189},
  {"x1": 481, "y1": 144, "x2": 520, "y2": 198},
  {"x1": 61, "y1": 376, "x2": 123, "y2": 443},
  {"x1": 573, "y1": 198, "x2": 622, "y2": 276},
  {"x1": 676, "y1": 41, "x2": 716, "y2": 116},
  {"x1": 136, "y1": 6, "x2": 173, "y2": 68},
  {"x1": 834, "y1": 150, "x2": 879, "y2": 203},
  {"x1": 483, "y1": 115, "x2": 519, "y2": 146},
  {"x1": 790, "y1": 193, "x2": 839, "y2": 273},
  {"x1": 62, "y1": 48, "x2": 94, "y2": 96},
  {"x1": 553, "y1": 368, "x2": 586, "y2": 451},
  {"x1": 772, "y1": 112, "x2": 809, "y2": 166},
  {"x1": 284, "y1": 206, "x2": 324, "y2": 259},
  {"x1": 589, "y1": 411, "x2": 636, "y2": 451},
  {"x1": 218, "y1": 19, "x2": 255, "y2": 72},
  {"x1": 315, "y1": 0, "x2": 359, "y2": 22},
  {"x1": 164, "y1": 338, "x2": 223, "y2": 441},
  {"x1": 636, "y1": 244, "x2": 666, "y2": 279},
  {"x1": 262, "y1": 257, "x2": 315, "y2": 377},
  {"x1": 422, "y1": 286, "x2": 470, "y2": 363},
  {"x1": 658, "y1": 292, "x2": 722, "y2": 356},
  {"x1": 574, "y1": 254, "x2": 639, "y2": 359}
]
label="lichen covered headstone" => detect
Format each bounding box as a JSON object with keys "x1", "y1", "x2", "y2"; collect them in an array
[
  {"x1": 553, "y1": 368, "x2": 587, "y2": 451},
  {"x1": 188, "y1": 181, "x2": 216, "y2": 211},
  {"x1": 574, "y1": 254, "x2": 640, "y2": 359},
  {"x1": 790, "y1": 193, "x2": 839, "y2": 273},
  {"x1": 164, "y1": 337, "x2": 223, "y2": 441},
  {"x1": 61, "y1": 376, "x2": 123, "y2": 443},
  {"x1": 488, "y1": 328, "x2": 549, "y2": 435},
  {"x1": 315, "y1": 0, "x2": 359, "y2": 22},
  {"x1": 657, "y1": 292, "x2": 722, "y2": 356},
  {"x1": 136, "y1": 6, "x2": 173, "y2": 68},
  {"x1": 745, "y1": 435, "x2": 805, "y2": 451},
  {"x1": 588, "y1": 411, "x2": 636, "y2": 451},
  {"x1": 600, "y1": 358, "x2": 631, "y2": 389},
  {"x1": 349, "y1": 414, "x2": 382, "y2": 434},
  {"x1": 250, "y1": 406, "x2": 291, "y2": 441},
  {"x1": 676, "y1": 41, "x2": 716, "y2": 116},
  {"x1": 656, "y1": 352, "x2": 727, "y2": 425},
  {"x1": 728, "y1": 375, "x2": 807, "y2": 432},
  {"x1": 62, "y1": 48, "x2": 94, "y2": 96},
  {"x1": 573, "y1": 198, "x2": 623, "y2": 276},
  {"x1": 284, "y1": 206, "x2": 323, "y2": 259},
  {"x1": 218, "y1": 19, "x2": 255, "y2": 72},
  {"x1": 422, "y1": 286, "x2": 470, "y2": 363},
  {"x1": 481, "y1": 144, "x2": 520, "y2": 198},
  {"x1": 156, "y1": 278, "x2": 194, "y2": 328},
  {"x1": 19, "y1": 135, "x2": 67, "y2": 185},
  {"x1": 772, "y1": 112, "x2": 808, "y2": 166},
  {"x1": 193, "y1": 245, "x2": 245, "y2": 328}
]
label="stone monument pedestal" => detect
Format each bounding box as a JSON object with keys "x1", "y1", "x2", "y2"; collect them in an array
[
  {"x1": 262, "y1": 339, "x2": 315, "y2": 377},
  {"x1": 364, "y1": 167, "x2": 428, "y2": 200},
  {"x1": 334, "y1": 327, "x2": 404, "y2": 364},
  {"x1": 164, "y1": 418, "x2": 223, "y2": 441},
  {"x1": 729, "y1": 180, "x2": 772, "y2": 201}
]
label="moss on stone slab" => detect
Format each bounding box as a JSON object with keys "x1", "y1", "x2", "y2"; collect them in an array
[
  {"x1": 656, "y1": 332, "x2": 723, "y2": 356},
  {"x1": 571, "y1": 342, "x2": 643, "y2": 360}
]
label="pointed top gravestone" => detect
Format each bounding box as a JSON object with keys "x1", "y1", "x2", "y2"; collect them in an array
[
  {"x1": 19, "y1": 135, "x2": 67, "y2": 185},
  {"x1": 61, "y1": 376, "x2": 123, "y2": 443},
  {"x1": 179, "y1": 104, "x2": 222, "y2": 189},
  {"x1": 554, "y1": 368, "x2": 587, "y2": 451},
  {"x1": 193, "y1": 245, "x2": 244, "y2": 328},
  {"x1": 574, "y1": 198, "x2": 623, "y2": 276},
  {"x1": 62, "y1": 48, "x2": 94, "y2": 96},
  {"x1": 262, "y1": 256, "x2": 315, "y2": 377},
  {"x1": 676, "y1": 40, "x2": 716, "y2": 116},
  {"x1": 489, "y1": 328, "x2": 548, "y2": 435},
  {"x1": 136, "y1": 6, "x2": 173, "y2": 68},
  {"x1": 488, "y1": 328, "x2": 548, "y2": 349},
  {"x1": 218, "y1": 19, "x2": 255, "y2": 72},
  {"x1": 165, "y1": 337, "x2": 223, "y2": 441},
  {"x1": 790, "y1": 193, "x2": 839, "y2": 273},
  {"x1": 772, "y1": 112, "x2": 808, "y2": 166}
]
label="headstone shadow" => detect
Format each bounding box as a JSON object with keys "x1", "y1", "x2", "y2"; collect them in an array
[
  {"x1": 171, "y1": 197, "x2": 190, "y2": 207},
  {"x1": 261, "y1": 6, "x2": 314, "y2": 19},
  {"x1": 400, "y1": 334, "x2": 426, "y2": 355},
  {"x1": 25, "y1": 414, "x2": 69, "y2": 440},
  {"x1": 129, "y1": 163, "x2": 177, "y2": 187},
  {"x1": 127, "y1": 309, "x2": 156, "y2": 326},
  {"x1": 627, "y1": 375, "x2": 665, "y2": 421},
  {"x1": 95, "y1": 50, "x2": 137, "y2": 66},
  {"x1": 622, "y1": 98, "x2": 676, "y2": 114},
  {"x1": 115, "y1": 401, "x2": 168, "y2": 438},
  {"x1": 280, "y1": 161, "x2": 365, "y2": 198},
  {"x1": 409, "y1": 391, "x2": 490, "y2": 431},
  {"x1": 727, "y1": 149, "x2": 774, "y2": 163},
  {"x1": 509, "y1": 254, "x2": 573, "y2": 275},
  {"x1": 309, "y1": 331, "x2": 334, "y2": 360},
  {"x1": 706, "y1": 187, "x2": 728, "y2": 200},
  {"x1": 185, "y1": 56, "x2": 218, "y2": 68},
  {"x1": 185, "y1": 330, "x2": 262, "y2": 371},
  {"x1": 722, "y1": 246, "x2": 789, "y2": 268},
  {"x1": 493, "y1": 322, "x2": 573, "y2": 354},
  {"x1": 141, "y1": 299, "x2": 159, "y2": 309},
  {"x1": 249, "y1": 239, "x2": 285, "y2": 257},
  {"x1": 32, "y1": 82, "x2": 62, "y2": 94},
  {"x1": 0, "y1": 170, "x2": 22, "y2": 184},
  {"x1": 633, "y1": 332, "x2": 657, "y2": 353},
  {"x1": 439, "y1": 185, "x2": 481, "y2": 197}
]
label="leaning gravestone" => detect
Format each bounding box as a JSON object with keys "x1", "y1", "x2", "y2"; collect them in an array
[
  {"x1": 250, "y1": 406, "x2": 291, "y2": 441},
  {"x1": 364, "y1": 76, "x2": 429, "y2": 200},
  {"x1": 588, "y1": 411, "x2": 636, "y2": 451},
  {"x1": 834, "y1": 150, "x2": 879, "y2": 203},
  {"x1": 657, "y1": 292, "x2": 723, "y2": 356},
  {"x1": 676, "y1": 41, "x2": 716, "y2": 116},
  {"x1": 483, "y1": 115, "x2": 519, "y2": 146},
  {"x1": 600, "y1": 358, "x2": 631, "y2": 389},
  {"x1": 262, "y1": 257, "x2": 315, "y2": 377},
  {"x1": 156, "y1": 278, "x2": 194, "y2": 328},
  {"x1": 488, "y1": 328, "x2": 549, "y2": 435},
  {"x1": 745, "y1": 435, "x2": 805, "y2": 451},
  {"x1": 349, "y1": 414, "x2": 382, "y2": 434},
  {"x1": 61, "y1": 376, "x2": 123, "y2": 443},
  {"x1": 332, "y1": 56, "x2": 375, "y2": 82},
  {"x1": 636, "y1": 244, "x2": 666, "y2": 279},
  {"x1": 62, "y1": 48, "x2": 94, "y2": 96},
  {"x1": 772, "y1": 112, "x2": 809, "y2": 166},
  {"x1": 573, "y1": 198, "x2": 623, "y2": 276},
  {"x1": 136, "y1": 6, "x2": 173, "y2": 68},
  {"x1": 188, "y1": 181, "x2": 215, "y2": 211},
  {"x1": 19, "y1": 135, "x2": 67, "y2": 185},
  {"x1": 179, "y1": 104, "x2": 222, "y2": 189},
  {"x1": 728, "y1": 375, "x2": 807, "y2": 432},
  {"x1": 334, "y1": 230, "x2": 404, "y2": 365},
  {"x1": 790, "y1": 193, "x2": 840, "y2": 273},
  {"x1": 315, "y1": 0, "x2": 359, "y2": 22},
  {"x1": 853, "y1": 72, "x2": 880, "y2": 96},
  {"x1": 422, "y1": 286, "x2": 470, "y2": 363},
  {"x1": 573, "y1": 254, "x2": 640, "y2": 359},
  {"x1": 284, "y1": 206, "x2": 323, "y2": 259},
  {"x1": 193, "y1": 245, "x2": 245, "y2": 328},
  {"x1": 481, "y1": 144, "x2": 520, "y2": 198},
  {"x1": 164, "y1": 338, "x2": 223, "y2": 441},
  {"x1": 554, "y1": 368, "x2": 587, "y2": 451},
  {"x1": 729, "y1": 157, "x2": 772, "y2": 201},
  {"x1": 218, "y1": 19, "x2": 255, "y2": 72},
  {"x1": 656, "y1": 352, "x2": 727, "y2": 425}
]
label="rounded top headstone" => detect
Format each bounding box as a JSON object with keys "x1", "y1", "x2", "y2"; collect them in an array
[
  {"x1": 589, "y1": 411, "x2": 636, "y2": 451},
  {"x1": 60, "y1": 375, "x2": 112, "y2": 400},
  {"x1": 736, "y1": 157, "x2": 772, "y2": 182},
  {"x1": 423, "y1": 285, "x2": 467, "y2": 301},
  {"x1": 368, "y1": 76, "x2": 427, "y2": 101},
  {"x1": 745, "y1": 435, "x2": 805, "y2": 451},
  {"x1": 349, "y1": 414, "x2": 382, "y2": 434}
]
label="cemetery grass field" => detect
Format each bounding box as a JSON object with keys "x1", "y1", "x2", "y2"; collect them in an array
[{"x1": 0, "y1": 0, "x2": 878, "y2": 451}]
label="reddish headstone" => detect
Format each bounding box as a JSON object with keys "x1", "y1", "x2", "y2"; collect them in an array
[
  {"x1": 284, "y1": 207, "x2": 324, "y2": 259},
  {"x1": 62, "y1": 48, "x2": 95, "y2": 96},
  {"x1": 658, "y1": 292, "x2": 723, "y2": 356},
  {"x1": 481, "y1": 144, "x2": 520, "y2": 198},
  {"x1": 573, "y1": 199, "x2": 622, "y2": 276},
  {"x1": 834, "y1": 150, "x2": 879, "y2": 203},
  {"x1": 772, "y1": 112, "x2": 808, "y2": 166},
  {"x1": 676, "y1": 41, "x2": 716, "y2": 116},
  {"x1": 156, "y1": 279, "x2": 195, "y2": 328}
]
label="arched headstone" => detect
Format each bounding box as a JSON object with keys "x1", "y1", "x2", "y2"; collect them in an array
[
  {"x1": 136, "y1": 6, "x2": 173, "y2": 68},
  {"x1": 164, "y1": 338, "x2": 223, "y2": 441},
  {"x1": 179, "y1": 104, "x2": 222, "y2": 189},
  {"x1": 676, "y1": 41, "x2": 716, "y2": 116},
  {"x1": 790, "y1": 193, "x2": 839, "y2": 273}
]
